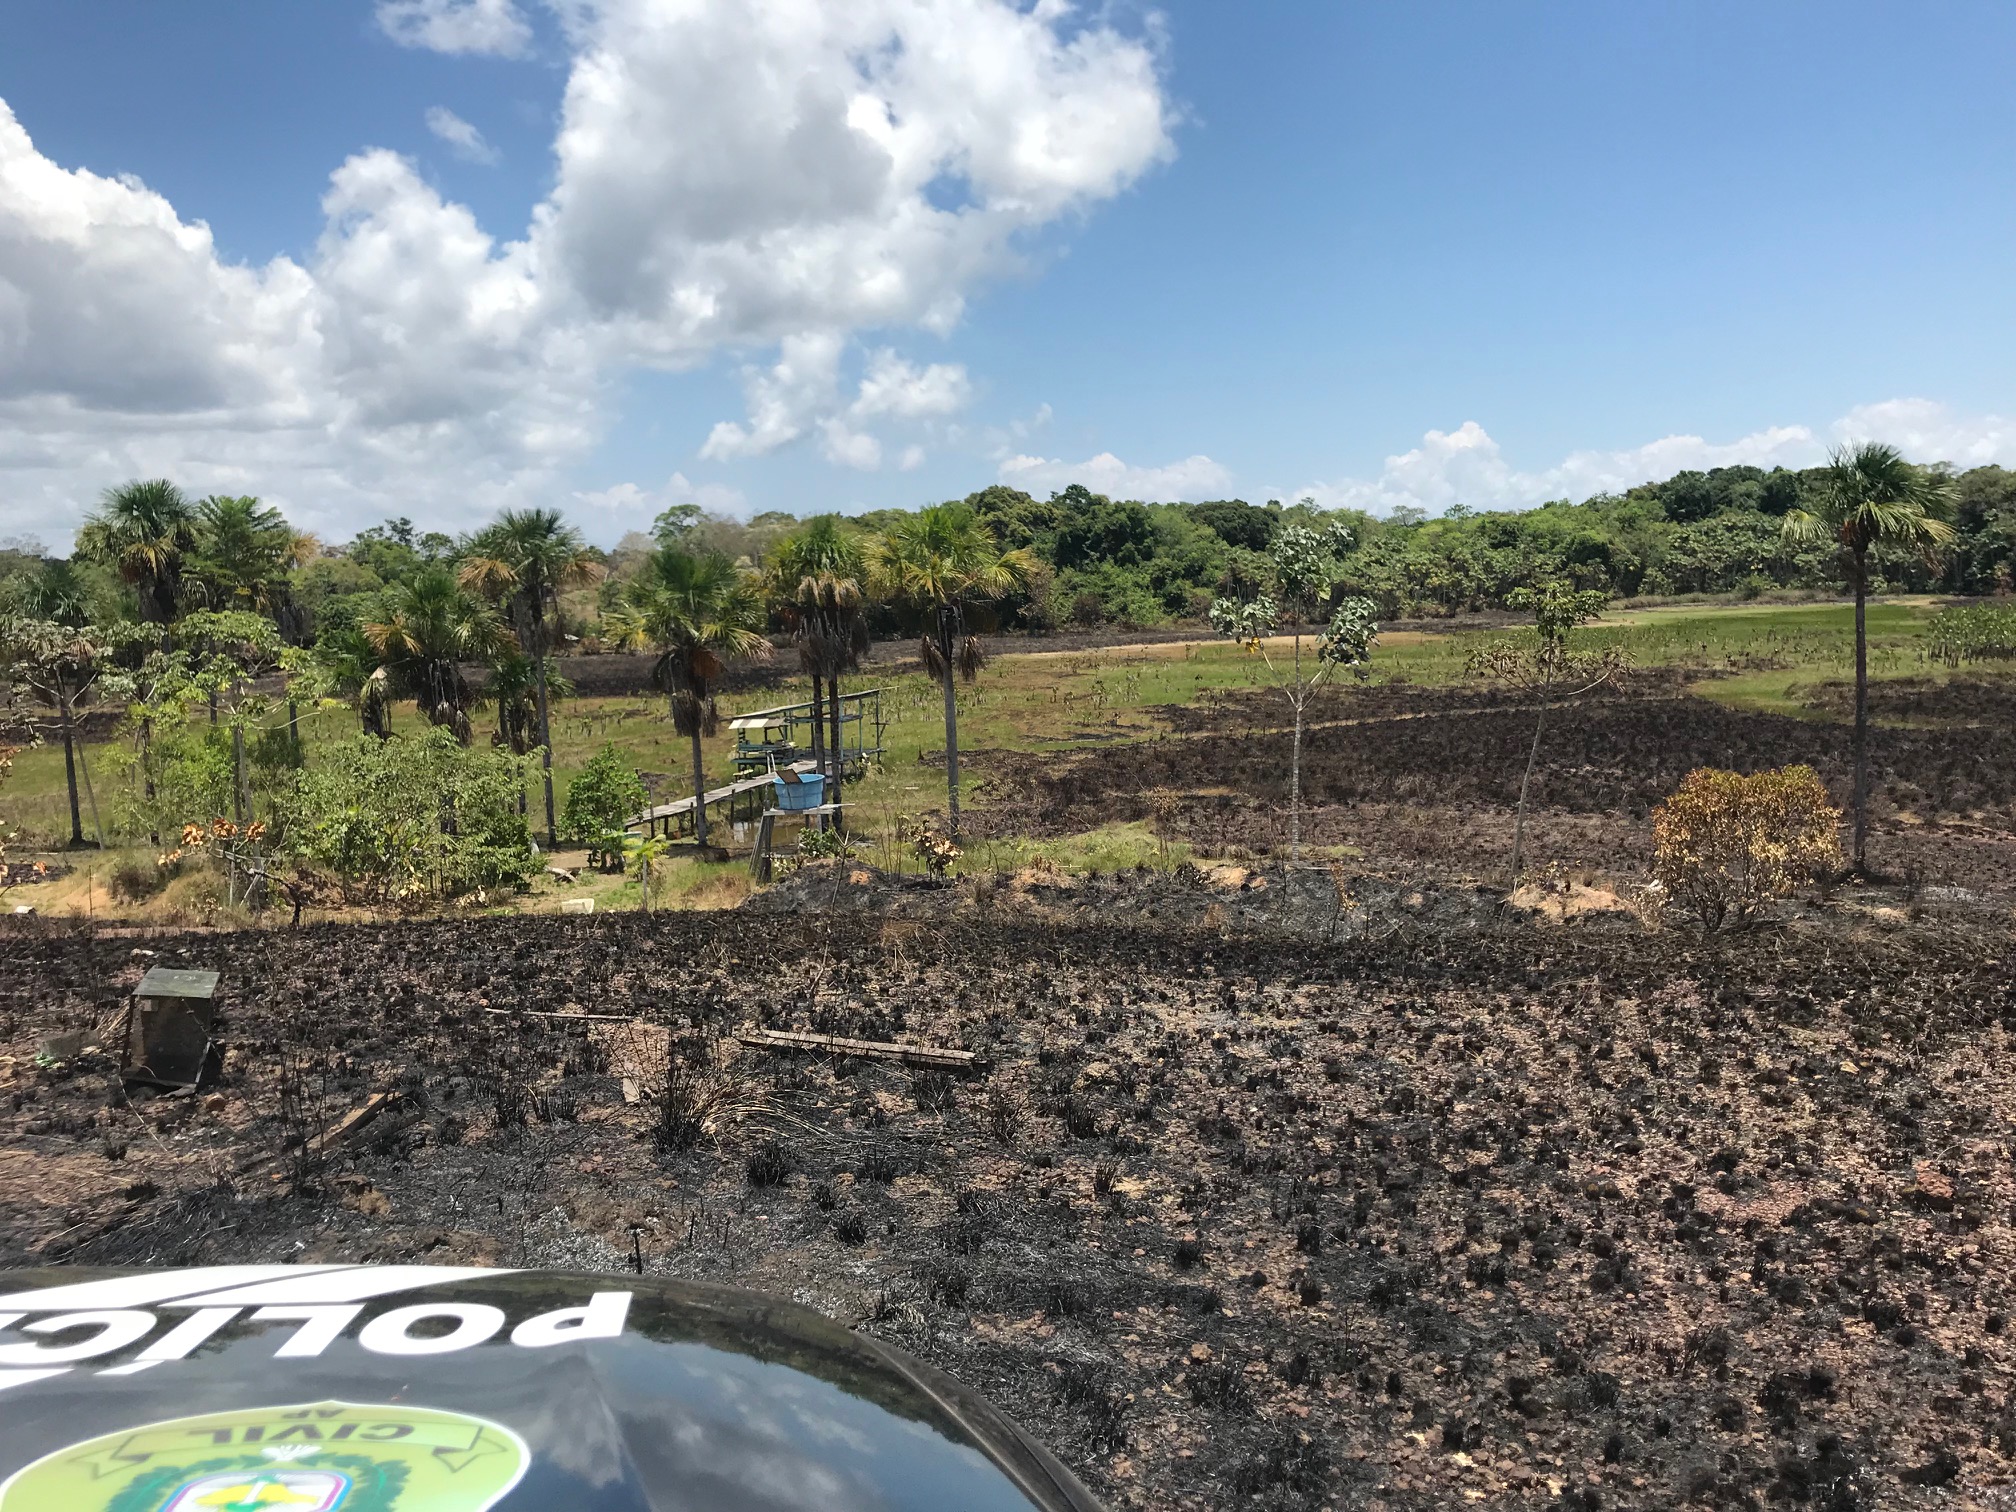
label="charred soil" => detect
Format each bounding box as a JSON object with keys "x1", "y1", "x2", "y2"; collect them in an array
[
  {"x1": 4, "y1": 904, "x2": 2015, "y2": 1510},
  {"x1": 973, "y1": 681, "x2": 2016, "y2": 894}
]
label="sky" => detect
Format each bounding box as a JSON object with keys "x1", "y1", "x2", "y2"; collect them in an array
[{"x1": 2, "y1": 0, "x2": 2014, "y2": 549}]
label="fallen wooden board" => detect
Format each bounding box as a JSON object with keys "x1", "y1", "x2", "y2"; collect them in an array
[
  {"x1": 739, "y1": 1028, "x2": 975, "y2": 1070},
  {"x1": 236, "y1": 1089, "x2": 405, "y2": 1174},
  {"x1": 308, "y1": 1090, "x2": 402, "y2": 1158},
  {"x1": 483, "y1": 1007, "x2": 634, "y2": 1022}
]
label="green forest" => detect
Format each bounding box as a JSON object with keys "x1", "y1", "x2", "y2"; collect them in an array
[{"x1": 6, "y1": 459, "x2": 2015, "y2": 648}]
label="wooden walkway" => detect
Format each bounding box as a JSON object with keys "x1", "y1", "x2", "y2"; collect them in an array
[{"x1": 626, "y1": 762, "x2": 818, "y2": 838}]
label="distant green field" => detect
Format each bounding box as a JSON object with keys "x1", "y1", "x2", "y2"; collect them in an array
[{"x1": 0, "y1": 596, "x2": 1987, "y2": 857}]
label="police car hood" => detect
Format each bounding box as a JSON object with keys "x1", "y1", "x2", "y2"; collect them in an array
[{"x1": 0, "y1": 1265, "x2": 1102, "y2": 1511}]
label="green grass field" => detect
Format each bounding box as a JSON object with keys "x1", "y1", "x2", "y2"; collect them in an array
[{"x1": 0, "y1": 596, "x2": 1998, "y2": 915}]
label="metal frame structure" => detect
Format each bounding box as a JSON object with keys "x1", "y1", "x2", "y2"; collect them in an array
[{"x1": 729, "y1": 688, "x2": 886, "y2": 778}]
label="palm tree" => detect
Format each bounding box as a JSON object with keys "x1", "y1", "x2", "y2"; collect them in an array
[
  {"x1": 869, "y1": 503, "x2": 1033, "y2": 838},
  {"x1": 1782, "y1": 441, "x2": 1956, "y2": 874},
  {"x1": 0, "y1": 560, "x2": 91, "y2": 627},
  {"x1": 363, "y1": 568, "x2": 512, "y2": 745},
  {"x1": 605, "y1": 547, "x2": 770, "y2": 848},
  {"x1": 74, "y1": 479, "x2": 196, "y2": 643},
  {"x1": 769, "y1": 516, "x2": 871, "y2": 828},
  {"x1": 460, "y1": 508, "x2": 602, "y2": 847},
  {"x1": 189, "y1": 495, "x2": 302, "y2": 613}
]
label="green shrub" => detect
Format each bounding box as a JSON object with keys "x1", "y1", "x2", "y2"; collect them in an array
[
  {"x1": 562, "y1": 744, "x2": 648, "y2": 866},
  {"x1": 282, "y1": 729, "x2": 537, "y2": 903}
]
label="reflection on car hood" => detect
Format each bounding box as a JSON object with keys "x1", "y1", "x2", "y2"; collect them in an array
[{"x1": 0, "y1": 1265, "x2": 1103, "y2": 1512}]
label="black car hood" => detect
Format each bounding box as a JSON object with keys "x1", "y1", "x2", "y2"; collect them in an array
[{"x1": 0, "y1": 1265, "x2": 1103, "y2": 1512}]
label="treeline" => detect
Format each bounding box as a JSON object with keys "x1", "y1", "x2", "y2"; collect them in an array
[
  {"x1": 7, "y1": 461, "x2": 2016, "y2": 650},
  {"x1": 1, "y1": 449, "x2": 2007, "y2": 900}
]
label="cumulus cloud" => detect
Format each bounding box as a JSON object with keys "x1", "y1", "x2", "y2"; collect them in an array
[
  {"x1": 0, "y1": 0, "x2": 1173, "y2": 540},
  {"x1": 376, "y1": 0, "x2": 533, "y2": 57},
  {"x1": 1293, "y1": 403, "x2": 2016, "y2": 519},
  {"x1": 851, "y1": 350, "x2": 971, "y2": 421},
  {"x1": 1293, "y1": 421, "x2": 1816, "y2": 516},
  {"x1": 1832, "y1": 398, "x2": 2016, "y2": 469},
  {"x1": 699, "y1": 337, "x2": 973, "y2": 468},
  {"x1": 999, "y1": 451, "x2": 1233, "y2": 500},
  {"x1": 542, "y1": 0, "x2": 1173, "y2": 352},
  {"x1": 424, "y1": 106, "x2": 498, "y2": 164},
  {"x1": 571, "y1": 470, "x2": 746, "y2": 527}
]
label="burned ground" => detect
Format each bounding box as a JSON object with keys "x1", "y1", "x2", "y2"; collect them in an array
[
  {"x1": 1798, "y1": 674, "x2": 2016, "y2": 728},
  {"x1": 973, "y1": 683, "x2": 2016, "y2": 893},
  {"x1": 5, "y1": 905, "x2": 2015, "y2": 1510}
]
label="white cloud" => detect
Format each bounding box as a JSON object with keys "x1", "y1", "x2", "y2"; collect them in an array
[
  {"x1": 998, "y1": 451, "x2": 1233, "y2": 500},
  {"x1": 1292, "y1": 420, "x2": 1818, "y2": 517},
  {"x1": 424, "y1": 106, "x2": 498, "y2": 164},
  {"x1": 850, "y1": 350, "x2": 971, "y2": 420},
  {"x1": 376, "y1": 0, "x2": 533, "y2": 57},
  {"x1": 820, "y1": 420, "x2": 882, "y2": 472},
  {"x1": 698, "y1": 332, "x2": 845, "y2": 462},
  {"x1": 549, "y1": 0, "x2": 1170, "y2": 449},
  {"x1": 1832, "y1": 398, "x2": 2016, "y2": 469},
  {"x1": 0, "y1": 99, "x2": 596, "y2": 544},
  {"x1": 571, "y1": 470, "x2": 745, "y2": 529},
  {"x1": 0, "y1": 0, "x2": 1173, "y2": 541},
  {"x1": 897, "y1": 444, "x2": 926, "y2": 472},
  {"x1": 1292, "y1": 403, "x2": 2016, "y2": 519},
  {"x1": 699, "y1": 338, "x2": 973, "y2": 468}
]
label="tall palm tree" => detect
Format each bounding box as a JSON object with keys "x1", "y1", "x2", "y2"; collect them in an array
[
  {"x1": 460, "y1": 508, "x2": 602, "y2": 846},
  {"x1": 869, "y1": 503, "x2": 1033, "y2": 839},
  {"x1": 74, "y1": 479, "x2": 196, "y2": 643},
  {"x1": 605, "y1": 547, "x2": 770, "y2": 848},
  {"x1": 189, "y1": 495, "x2": 302, "y2": 613},
  {"x1": 363, "y1": 568, "x2": 512, "y2": 745},
  {"x1": 769, "y1": 516, "x2": 871, "y2": 828},
  {"x1": 1782, "y1": 441, "x2": 1956, "y2": 874}
]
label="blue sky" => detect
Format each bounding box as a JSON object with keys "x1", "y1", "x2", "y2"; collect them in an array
[{"x1": 2, "y1": 1, "x2": 2012, "y2": 546}]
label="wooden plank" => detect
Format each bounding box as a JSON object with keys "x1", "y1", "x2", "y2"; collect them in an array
[
  {"x1": 631, "y1": 764, "x2": 822, "y2": 829},
  {"x1": 235, "y1": 1089, "x2": 404, "y2": 1174},
  {"x1": 306, "y1": 1090, "x2": 402, "y2": 1157},
  {"x1": 482, "y1": 1007, "x2": 634, "y2": 1022},
  {"x1": 739, "y1": 1027, "x2": 975, "y2": 1070}
]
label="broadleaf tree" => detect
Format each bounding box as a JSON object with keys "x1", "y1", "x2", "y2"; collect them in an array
[
  {"x1": 1465, "y1": 580, "x2": 1624, "y2": 891},
  {"x1": 1207, "y1": 516, "x2": 1380, "y2": 864}
]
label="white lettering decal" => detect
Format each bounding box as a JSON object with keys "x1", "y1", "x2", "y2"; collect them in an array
[
  {"x1": 136, "y1": 1307, "x2": 241, "y2": 1361},
  {"x1": 510, "y1": 1291, "x2": 632, "y2": 1349},
  {"x1": 254, "y1": 1305, "x2": 366, "y2": 1358},
  {"x1": 359, "y1": 1303, "x2": 506, "y2": 1357},
  {"x1": 0, "y1": 1310, "x2": 155, "y2": 1365}
]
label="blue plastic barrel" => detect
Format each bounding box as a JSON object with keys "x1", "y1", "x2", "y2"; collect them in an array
[{"x1": 772, "y1": 773, "x2": 828, "y2": 811}]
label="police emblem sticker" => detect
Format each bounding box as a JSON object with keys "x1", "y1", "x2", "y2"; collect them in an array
[{"x1": 0, "y1": 1401, "x2": 530, "y2": 1512}]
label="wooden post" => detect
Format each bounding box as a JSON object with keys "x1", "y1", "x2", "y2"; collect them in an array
[{"x1": 750, "y1": 810, "x2": 777, "y2": 882}]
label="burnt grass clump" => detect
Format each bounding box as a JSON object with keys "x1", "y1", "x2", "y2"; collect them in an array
[{"x1": 3, "y1": 907, "x2": 2016, "y2": 1509}]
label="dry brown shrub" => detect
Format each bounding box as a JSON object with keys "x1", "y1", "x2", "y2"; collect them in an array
[{"x1": 1651, "y1": 765, "x2": 1842, "y2": 930}]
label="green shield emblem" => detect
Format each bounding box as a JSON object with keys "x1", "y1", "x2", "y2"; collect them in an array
[{"x1": 0, "y1": 1401, "x2": 530, "y2": 1512}]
